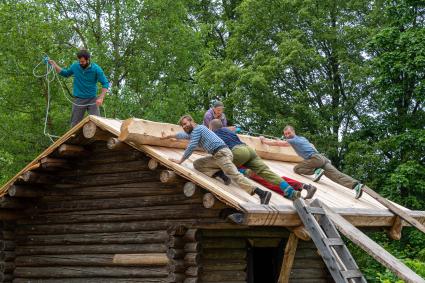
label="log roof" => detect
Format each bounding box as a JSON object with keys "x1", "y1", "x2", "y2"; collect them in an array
[{"x1": 1, "y1": 115, "x2": 424, "y2": 227}]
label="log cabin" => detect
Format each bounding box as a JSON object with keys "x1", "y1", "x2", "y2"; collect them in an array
[{"x1": 0, "y1": 115, "x2": 424, "y2": 283}]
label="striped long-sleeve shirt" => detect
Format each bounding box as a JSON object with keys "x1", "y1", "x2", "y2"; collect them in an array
[{"x1": 176, "y1": 125, "x2": 227, "y2": 161}]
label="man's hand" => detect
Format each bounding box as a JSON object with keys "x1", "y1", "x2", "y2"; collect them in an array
[
  {"x1": 96, "y1": 97, "x2": 104, "y2": 106},
  {"x1": 228, "y1": 126, "x2": 236, "y2": 132},
  {"x1": 169, "y1": 157, "x2": 182, "y2": 164}
]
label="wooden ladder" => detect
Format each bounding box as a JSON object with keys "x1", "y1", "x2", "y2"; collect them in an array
[{"x1": 294, "y1": 198, "x2": 367, "y2": 283}]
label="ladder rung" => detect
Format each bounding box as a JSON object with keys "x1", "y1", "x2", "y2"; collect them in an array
[
  {"x1": 306, "y1": 207, "x2": 325, "y2": 214},
  {"x1": 323, "y1": 238, "x2": 344, "y2": 246},
  {"x1": 341, "y1": 269, "x2": 364, "y2": 278}
]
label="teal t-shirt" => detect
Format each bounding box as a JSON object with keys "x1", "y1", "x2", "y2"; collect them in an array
[{"x1": 59, "y1": 62, "x2": 109, "y2": 98}]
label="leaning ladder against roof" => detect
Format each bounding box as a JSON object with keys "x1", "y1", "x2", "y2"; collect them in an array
[
  {"x1": 294, "y1": 198, "x2": 366, "y2": 283},
  {"x1": 294, "y1": 198, "x2": 425, "y2": 283}
]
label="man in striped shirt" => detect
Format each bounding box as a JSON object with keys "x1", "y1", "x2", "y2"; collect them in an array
[
  {"x1": 161, "y1": 115, "x2": 272, "y2": 205},
  {"x1": 209, "y1": 119, "x2": 317, "y2": 200}
]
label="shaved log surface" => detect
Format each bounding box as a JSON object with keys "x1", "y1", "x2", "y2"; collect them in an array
[
  {"x1": 20, "y1": 204, "x2": 220, "y2": 224},
  {"x1": 119, "y1": 118, "x2": 301, "y2": 162},
  {"x1": 40, "y1": 183, "x2": 184, "y2": 201},
  {"x1": 14, "y1": 279, "x2": 169, "y2": 283},
  {"x1": 202, "y1": 249, "x2": 246, "y2": 260},
  {"x1": 200, "y1": 270, "x2": 246, "y2": 282},
  {"x1": 202, "y1": 259, "x2": 246, "y2": 271},
  {"x1": 16, "y1": 220, "x2": 191, "y2": 235},
  {"x1": 16, "y1": 244, "x2": 166, "y2": 255},
  {"x1": 14, "y1": 266, "x2": 169, "y2": 278},
  {"x1": 36, "y1": 194, "x2": 201, "y2": 213},
  {"x1": 58, "y1": 160, "x2": 150, "y2": 177},
  {"x1": 17, "y1": 230, "x2": 169, "y2": 245},
  {"x1": 15, "y1": 254, "x2": 169, "y2": 267}
]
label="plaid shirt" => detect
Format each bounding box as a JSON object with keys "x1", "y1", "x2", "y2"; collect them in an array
[{"x1": 176, "y1": 125, "x2": 227, "y2": 161}]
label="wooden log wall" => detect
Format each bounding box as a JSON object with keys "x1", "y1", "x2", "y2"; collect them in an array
[
  {"x1": 0, "y1": 125, "x2": 335, "y2": 283},
  {"x1": 0, "y1": 221, "x2": 16, "y2": 283},
  {"x1": 288, "y1": 240, "x2": 333, "y2": 283},
  {"x1": 5, "y1": 138, "x2": 233, "y2": 282},
  {"x1": 197, "y1": 229, "x2": 248, "y2": 283}
]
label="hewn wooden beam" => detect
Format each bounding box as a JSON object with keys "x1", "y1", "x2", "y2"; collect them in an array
[
  {"x1": 362, "y1": 185, "x2": 425, "y2": 234},
  {"x1": 321, "y1": 201, "x2": 425, "y2": 283},
  {"x1": 112, "y1": 253, "x2": 169, "y2": 266},
  {"x1": 288, "y1": 225, "x2": 310, "y2": 241},
  {"x1": 388, "y1": 216, "x2": 402, "y2": 240},
  {"x1": 240, "y1": 203, "x2": 425, "y2": 227},
  {"x1": 119, "y1": 118, "x2": 302, "y2": 162},
  {"x1": 278, "y1": 233, "x2": 299, "y2": 283}
]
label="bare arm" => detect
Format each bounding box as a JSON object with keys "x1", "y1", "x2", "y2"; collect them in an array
[
  {"x1": 259, "y1": 136, "x2": 290, "y2": 147},
  {"x1": 48, "y1": 60, "x2": 62, "y2": 73}
]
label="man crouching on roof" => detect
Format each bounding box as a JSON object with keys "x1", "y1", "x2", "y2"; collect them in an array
[{"x1": 161, "y1": 114, "x2": 272, "y2": 205}]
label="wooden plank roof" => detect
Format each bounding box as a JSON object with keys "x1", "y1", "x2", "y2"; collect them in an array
[{"x1": 1, "y1": 115, "x2": 424, "y2": 227}]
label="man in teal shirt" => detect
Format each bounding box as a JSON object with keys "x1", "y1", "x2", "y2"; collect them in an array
[{"x1": 49, "y1": 50, "x2": 109, "y2": 127}]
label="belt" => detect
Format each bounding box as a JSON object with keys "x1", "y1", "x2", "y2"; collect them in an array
[{"x1": 212, "y1": 145, "x2": 228, "y2": 155}]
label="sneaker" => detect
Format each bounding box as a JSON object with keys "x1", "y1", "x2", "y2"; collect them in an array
[
  {"x1": 313, "y1": 168, "x2": 325, "y2": 182},
  {"x1": 212, "y1": 170, "x2": 231, "y2": 185},
  {"x1": 353, "y1": 183, "x2": 363, "y2": 199},
  {"x1": 302, "y1": 184, "x2": 317, "y2": 199},
  {"x1": 254, "y1": 188, "x2": 272, "y2": 205},
  {"x1": 289, "y1": 190, "x2": 301, "y2": 201}
]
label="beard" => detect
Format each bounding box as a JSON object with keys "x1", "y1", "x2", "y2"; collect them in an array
[
  {"x1": 80, "y1": 63, "x2": 89, "y2": 69},
  {"x1": 183, "y1": 125, "x2": 193, "y2": 134}
]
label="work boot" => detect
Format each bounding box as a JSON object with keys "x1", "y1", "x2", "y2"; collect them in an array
[
  {"x1": 313, "y1": 168, "x2": 325, "y2": 182},
  {"x1": 353, "y1": 183, "x2": 364, "y2": 199},
  {"x1": 254, "y1": 188, "x2": 272, "y2": 205},
  {"x1": 302, "y1": 184, "x2": 317, "y2": 199},
  {"x1": 212, "y1": 170, "x2": 231, "y2": 185}
]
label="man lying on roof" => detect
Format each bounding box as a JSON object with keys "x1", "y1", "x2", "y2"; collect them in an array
[
  {"x1": 209, "y1": 119, "x2": 316, "y2": 200},
  {"x1": 161, "y1": 114, "x2": 272, "y2": 205},
  {"x1": 260, "y1": 125, "x2": 363, "y2": 199}
]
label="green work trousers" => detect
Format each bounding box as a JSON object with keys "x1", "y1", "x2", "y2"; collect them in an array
[{"x1": 231, "y1": 144, "x2": 283, "y2": 186}]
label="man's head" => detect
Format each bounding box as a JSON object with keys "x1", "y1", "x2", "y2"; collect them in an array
[
  {"x1": 179, "y1": 115, "x2": 196, "y2": 134},
  {"x1": 209, "y1": 119, "x2": 223, "y2": 131},
  {"x1": 212, "y1": 101, "x2": 224, "y2": 117},
  {"x1": 77, "y1": 49, "x2": 91, "y2": 69},
  {"x1": 283, "y1": 125, "x2": 295, "y2": 139}
]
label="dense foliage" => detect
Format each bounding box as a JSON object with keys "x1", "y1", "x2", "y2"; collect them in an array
[{"x1": 0, "y1": 0, "x2": 423, "y2": 281}]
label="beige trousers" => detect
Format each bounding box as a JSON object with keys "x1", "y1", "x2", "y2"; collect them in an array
[
  {"x1": 294, "y1": 154, "x2": 358, "y2": 189},
  {"x1": 193, "y1": 147, "x2": 256, "y2": 194}
]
